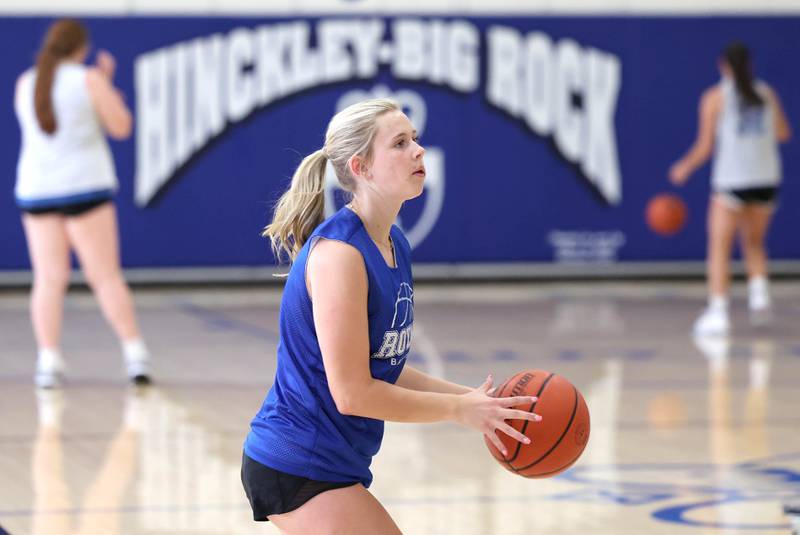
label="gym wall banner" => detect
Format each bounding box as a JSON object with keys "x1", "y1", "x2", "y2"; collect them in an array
[{"x1": 1, "y1": 16, "x2": 797, "y2": 271}]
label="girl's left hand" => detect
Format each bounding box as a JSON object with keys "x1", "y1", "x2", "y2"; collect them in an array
[{"x1": 454, "y1": 374, "x2": 542, "y2": 458}]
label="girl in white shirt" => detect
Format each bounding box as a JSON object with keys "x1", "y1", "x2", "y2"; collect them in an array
[
  {"x1": 14, "y1": 19, "x2": 151, "y2": 387},
  {"x1": 670, "y1": 42, "x2": 791, "y2": 335}
]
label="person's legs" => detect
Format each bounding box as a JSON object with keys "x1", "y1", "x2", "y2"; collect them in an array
[
  {"x1": 65, "y1": 203, "x2": 151, "y2": 382},
  {"x1": 738, "y1": 203, "x2": 774, "y2": 312},
  {"x1": 269, "y1": 484, "x2": 402, "y2": 535},
  {"x1": 694, "y1": 195, "x2": 739, "y2": 335},
  {"x1": 22, "y1": 213, "x2": 71, "y2": 387},
  {"x1": 707, "y1": 195, "x2": 740, "y2": 298}
]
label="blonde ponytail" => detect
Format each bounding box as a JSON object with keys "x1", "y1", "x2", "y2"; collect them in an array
[
  {"x1": 263, "y1": 149, "x2": 328, "y2": 262},
  {"x1": 264, "y1": 98, "x2": 401, "y2": 264}
]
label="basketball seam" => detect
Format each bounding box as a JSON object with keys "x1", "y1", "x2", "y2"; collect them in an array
[
  {"x1": 525, "y1": 444, "x2": 587, "y2": 478},
  {"x1": 512, "y1": 384, "x2": 579, "y2": 473},
  {"x1": 505, "y1": 372, "x2": 554, "y2": 465}
]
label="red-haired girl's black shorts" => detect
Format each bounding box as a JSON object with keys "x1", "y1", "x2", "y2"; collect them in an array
[
  {"x1": 240, "y1": 453, "x2": 358, "y2": 521},
  {"x1": 20, "y1": 197, "x2": 111, "y2": 217}
]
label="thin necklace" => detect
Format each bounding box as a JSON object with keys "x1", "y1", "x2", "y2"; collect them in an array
[{"x1": 348, "y1": 203, "x2": 393, "y2": 250}]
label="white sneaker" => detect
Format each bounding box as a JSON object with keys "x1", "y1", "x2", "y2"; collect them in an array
[
  {"x1": 749, "y1": 288, "x2": 771, "y2": 312},
  {"x1": 748, "y1": 281, "x2": 772, "y2": 326},
  {"x1": 693, "y1": 306, "x2": 730, "y2": 336},
  {"x1": 126, "y1": 357, "x2": 152, "y2": 386},
  {"x1": 123, "y1": 339, "x2": 152, "y2": 385},
  {"x1": 35, "y1": 349, "x2": 66, "y2": 389},
  {"x1": 692, "y1": 333, "x2": 730, "y2": 372}
]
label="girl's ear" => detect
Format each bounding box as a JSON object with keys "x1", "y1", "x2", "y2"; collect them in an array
[{"x1": 348, "y1": 155, "x2": 370, "y2": 180}]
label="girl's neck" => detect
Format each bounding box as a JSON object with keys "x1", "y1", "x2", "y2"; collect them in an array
[{"x1": 347, "y1": 198, "x2": 398, "y2": 247}]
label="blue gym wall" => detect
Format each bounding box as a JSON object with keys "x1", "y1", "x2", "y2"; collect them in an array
[{"x1": 1, "y1": 16, "x2": 797, "y2": 271}]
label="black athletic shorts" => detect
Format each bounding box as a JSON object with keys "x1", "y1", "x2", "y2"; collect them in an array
[
  {"x1": 20, "y1": 197, "x2": 111, "y2": 217},
  {"x1": 240, "y1": 453, "x2": 358, "y2": 521},
  {"x1": 718, "y1": 186, "x2": 778, "y2": 208}
]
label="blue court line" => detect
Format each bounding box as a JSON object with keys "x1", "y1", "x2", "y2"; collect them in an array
[
  {"x1": 3, "y1": 373, "x2": 798, "y2": 392},
  {"x1": 173, "y1": 300, "x2": 280, "y2": 342},
  {"x1": 0, "y1": 432, "x2": 117, "y2": 444},
  {"x1": 623, "y1": 379, "x2": 800, "y2": 391},
  {"x1": 0, "y1": 428, "x2": 247, "y2": 444},
  {"x1": 554, "y1": 459, "x2": 800, "y2": 531},
  {"x1": 0, "y1": 376, "x2": 272, "y2": 388},
  {"x1": 560, "y1": 459, "x2": 800, "y2": 492},
  {"x1": 0, "y1": 495, "x2": 557, "y2": 518},
  {"x1": 0, "y1": 487, "x2": 795, "y2": 533},
  {"x1": 4, "y1": 415, "x2": 800, "y2": 444},
  {"x1": 0, "y1": 503, "x2": 249, "y2": 518},
  {"x1": 653, "y1": 497, "x2": 792, "y2": 531},
  {"x1": 615, "y1": 416, "x2": 800, "y2": 430}
]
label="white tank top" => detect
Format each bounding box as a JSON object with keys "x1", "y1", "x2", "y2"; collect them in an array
[
  {"x1": 14, "y1": 62, "x2": 118, "y2": 207},
  {"x1": 710, "y1": 77, "x2": 781, "y2": 191}
]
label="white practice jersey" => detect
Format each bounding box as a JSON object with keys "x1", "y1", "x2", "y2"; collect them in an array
[
  {"x1": 711, "y1": 77, "x2": 781, "y2": 191},
  {"x1": 14, "y1": 62, "x2": 117, "y2": 208}
]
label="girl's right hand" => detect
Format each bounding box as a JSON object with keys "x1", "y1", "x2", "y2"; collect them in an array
[
  {"x1": 454, "y1": 374, "x2": 542, "y2": 458},
  {"x1": 669, "y1": 160, "x2": 690, "y2": 186},
  {"x1": 95, "y1": 49, "x2": 116, "y2": 80}
]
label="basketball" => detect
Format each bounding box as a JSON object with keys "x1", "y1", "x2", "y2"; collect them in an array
[
  {"x1": 485, "y1": 369, "x2": 590, "y2": 478},
  {"x1": 646, "y1": 193, "x2": 687, "y2": 235}
]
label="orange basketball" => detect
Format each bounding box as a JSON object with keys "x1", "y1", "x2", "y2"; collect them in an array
[
  {"x1": 646, "y1": 193, "x2": 687, "y2": 236},
  {"x1": 485, "y1": 370, "x2": 590, "y2": 478}
]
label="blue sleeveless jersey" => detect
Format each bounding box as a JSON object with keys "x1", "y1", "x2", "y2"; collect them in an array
[{"x1": 244, "y1": 207, "x2": 414, "y2": 487}]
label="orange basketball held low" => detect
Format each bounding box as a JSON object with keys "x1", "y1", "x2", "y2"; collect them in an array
[
  {"x1": 485, "y1": 370, "x2": 590, "y2": 478},
  {"x1": 646, "y1": 193, "x2": 688, "y2": 236}
]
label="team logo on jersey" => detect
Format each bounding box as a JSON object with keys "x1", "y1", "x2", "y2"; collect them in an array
[
  {"x1": 372, "y1": 282, "x2": 414, "y2": 364},
  {"x1": 738, "y1": 107, "x2": 766, "y2": 135}
]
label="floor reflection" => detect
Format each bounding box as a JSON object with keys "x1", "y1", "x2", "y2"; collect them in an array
[
  {"x1": 0, "y1": 283, "x2": 797, "y2": 534},
  {"x1": 33, "y1": 388, "x2": 140, "y2": 535}
]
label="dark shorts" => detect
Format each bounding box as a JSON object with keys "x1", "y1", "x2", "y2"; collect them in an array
[
  {"x1": 240, "y1": 453, "x2": 358, "y2": 522},
  {"x1": 718, "y1": 186, "x2": 779, "y2": 209},
  {"x1": 20, "y1": 197, "x2": 112, "y2": 217}
]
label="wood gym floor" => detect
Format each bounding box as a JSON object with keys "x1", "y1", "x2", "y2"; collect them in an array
[{"x1": 1, "y1": 280, "x2": 799, "y2": 534}]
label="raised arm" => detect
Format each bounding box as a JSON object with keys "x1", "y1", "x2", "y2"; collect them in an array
[
  {"x1": 86, "y1": 50, "x2": 132, "y2": 140},
  {"x1": 307, "y1": 238, "x2": 540, "y2": 455},
  {"x1": 669, "y1": 86, "x2": 722, "y2": 185}
]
